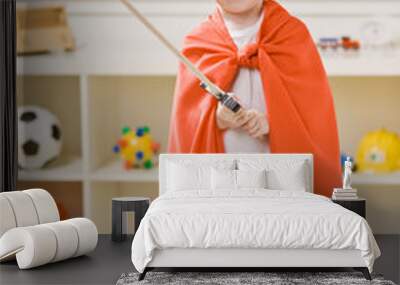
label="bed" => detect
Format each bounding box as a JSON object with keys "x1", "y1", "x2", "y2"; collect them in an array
[{"x1": 131, "y1": 154, "x2": 380, "y2": 281}]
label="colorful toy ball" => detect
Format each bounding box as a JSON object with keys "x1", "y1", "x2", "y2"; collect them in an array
[
  {"x1": 356, "y1": 129, "x2": 400, "y2": 173},
  {"x1": 113, "y1": 126, "x2": 160, "y2": 170}
]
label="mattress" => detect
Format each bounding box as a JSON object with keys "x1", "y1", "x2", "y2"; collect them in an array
[{"x1": 131, "y1": 190, "x2": 380, "y2": 273}]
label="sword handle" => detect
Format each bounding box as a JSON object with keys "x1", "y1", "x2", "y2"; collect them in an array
[
  {"x1": 200, "y1": 82, "x2": 241, "y2": 113},
  {"x1": 220, "y1": 93, "x2": 241, "y2": 113}
]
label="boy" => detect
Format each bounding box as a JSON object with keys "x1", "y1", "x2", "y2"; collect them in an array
[{"x1": 168, "y1": 0, "x2": 341, "y2": 197}]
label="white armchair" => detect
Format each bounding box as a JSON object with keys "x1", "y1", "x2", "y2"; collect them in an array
[{"x1": 0, "y1": 189, "x2": 98, "y2": 269}]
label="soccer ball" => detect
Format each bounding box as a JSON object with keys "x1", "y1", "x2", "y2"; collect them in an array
[{"x1": 18, "y1": 106, "x2": 62, "y2": 169}]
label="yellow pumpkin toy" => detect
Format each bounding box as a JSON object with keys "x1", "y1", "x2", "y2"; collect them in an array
[{"x1": 356, "y1": 129, "x2": 400, "y2": 173}]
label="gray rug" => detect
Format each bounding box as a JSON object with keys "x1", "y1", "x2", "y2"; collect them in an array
[{"x1": 116, "y1": 272, "x2": 396, "y2": 285}]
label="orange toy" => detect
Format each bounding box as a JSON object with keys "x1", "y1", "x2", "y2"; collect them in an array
[
  {"x1": 341, "y1": 36, "x2": 360, "y2": 50},
  {"x1": 168, "y1": 0, "x2": 341, "y2": 197}
]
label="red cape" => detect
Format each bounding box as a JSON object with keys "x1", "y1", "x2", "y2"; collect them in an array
[{"x1": 168, "y1": 0, "x2": 341, "y2": 196}]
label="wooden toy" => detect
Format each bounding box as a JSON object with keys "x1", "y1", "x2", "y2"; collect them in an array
[{"x1": 16, "y1": 6, "x2": 75, "y2": 55}]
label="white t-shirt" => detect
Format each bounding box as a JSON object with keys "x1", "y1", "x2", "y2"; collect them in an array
[{"x1": 223, "y1": 14, "x2": 270, "y2": 153}]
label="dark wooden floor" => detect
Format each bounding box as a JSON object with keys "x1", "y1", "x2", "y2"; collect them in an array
[
  {"x1": 0, "y1": 235, "x2": 398, "y2": 285},
  {"x1": 0, "y1": 235, "x2": 134, "y2": 285},
  {"x1": 375, "y1": 235, "x2": 400, "y2": 284}
]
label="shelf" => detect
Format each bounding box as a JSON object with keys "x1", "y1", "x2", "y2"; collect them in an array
[
  {"x1": 322, "y1": 55, "x2": 400, "y2": 76},
  {"x1": 18, "y1": 156, "x2": 83, "y2": 181},
  {"x1": 91, "y1": 160, "x2": 158, "y2": 182},
  {"x1": 352, "y1": 172, "x2": 400, "y2": 185},
  {"x1": 16, "y1": 48, "x2": 400, "y2": 77},
  {"x1": 15, "y1": 0, "x2": 400, "y2": 77},
  {"x1": 17, "y1": 49, "x2": 179, "y2": 76}
]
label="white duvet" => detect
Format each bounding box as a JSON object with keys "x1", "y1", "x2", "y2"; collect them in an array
[{"x1": 131, "y1": 190, "x2": 380, "y2": 273}]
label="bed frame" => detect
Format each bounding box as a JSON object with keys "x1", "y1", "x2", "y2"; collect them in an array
[{"x1": 139, "y1": 154, "x2": 371, "y2": 281}]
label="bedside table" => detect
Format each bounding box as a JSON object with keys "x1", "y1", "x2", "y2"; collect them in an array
[
  {"x1": 332, "y1": 198, "x2": 366, "y2": 218},
  {"x1": 112, "y1": 197, "x2": 150, "y2": 242}
]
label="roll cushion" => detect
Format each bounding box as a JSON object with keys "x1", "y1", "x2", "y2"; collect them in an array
[
  {"x1": 0, "y1": 189, "x2": 59, "y2": 238},
  {"x1": 0, "y1": 218, "x2": 98, "y2": 269},
  {"x1": 0, "y1": 189, "x2": 98, "y2": 269},
  {"x1": 0, "y1": 191, "x2": 39, "y2": 227},
  {"x1": 0, "y1": 226, "x2": 57, "y2": 268},
  {"x1": 23, "y1": 189, "x2": 60, "y2": 224},
  {"x1": 66, "y1": 218, "x2": 98, "y2": 257},
  {"x1": 42, "y1": 221, "x2": 79, "y2": 262},
  {"x1": 0, "y1": 196, "x2": 17, "y2": 237}
]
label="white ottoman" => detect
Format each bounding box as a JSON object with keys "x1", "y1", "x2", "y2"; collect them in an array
[{"x1": 0, "y1": 189, "x2": 98, "y2": 269}]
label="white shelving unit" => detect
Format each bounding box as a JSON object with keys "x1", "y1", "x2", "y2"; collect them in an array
[
  {"x1": 17, "y1": 0, "x2": 400, "y2": 77},
  {"x1": 91, "y1": 161, "x2": 158, "y2": 182},
  {"x1": 353, "y1": 172, "x2": 400, "y2": 186},
  {"x1": 17, "y1": 0, "x2": 400, "y2": 233},
  {"x1": 19, "y1": 156, "x2": 83, "y2": 182}
]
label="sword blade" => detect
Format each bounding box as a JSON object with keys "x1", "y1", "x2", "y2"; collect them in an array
[{"x1": 120, "y1": 0, "x2": 224, "y2": 98}]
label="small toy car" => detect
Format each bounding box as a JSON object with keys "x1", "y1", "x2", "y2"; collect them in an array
[
  {"x1": 317, "y1": 36, "x2": 361, "y2": 50},
  {"x1": 341, "y1": 36, "x2": 360, "y2": 50},
  {"x1": 318, "y1": 38, "x2": 340, "y2": 50}
]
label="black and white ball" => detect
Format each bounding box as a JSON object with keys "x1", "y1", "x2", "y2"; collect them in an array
[{"x1": 18, "y1": 106, "x2": 62, "y2": 169}]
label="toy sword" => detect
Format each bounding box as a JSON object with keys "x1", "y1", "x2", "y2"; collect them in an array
[{"x1": 120, "y1": 0, "x2": 241, "y2": 113}]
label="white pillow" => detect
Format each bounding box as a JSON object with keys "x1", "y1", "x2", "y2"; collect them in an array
[
  {"x1": 211, "y1": 168, "x2": 236, "y2": 190},
  {"x1": 266, "y1": 168, "x2": 306, "y2": 191},
  {"x1": 238, "y1": 159, "x2": 308, "y2": 191},
  {"x1": 236, "y1": 169, "x2": 267, "y2": 189},
  {"x1": 166, "y1": 160, "x2": 236, "y2": 192},
  {"x1": 167, "y1": 162, "x2": 210, "y2": 191},
  {"x1": 211, "y1": 169, "x2": 267, "y2": 190}
]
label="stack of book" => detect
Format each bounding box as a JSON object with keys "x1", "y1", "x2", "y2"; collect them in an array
[{"x1": 332, "y1": 188, "x2": 358, "y2": 200}]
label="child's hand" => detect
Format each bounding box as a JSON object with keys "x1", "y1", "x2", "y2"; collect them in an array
[
  {"x1": 242, "y1": 109, "x2": 269, "y2": 139},
  {"x1": 216, "y1": 102, "x2": 249, "y2": 130}
]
